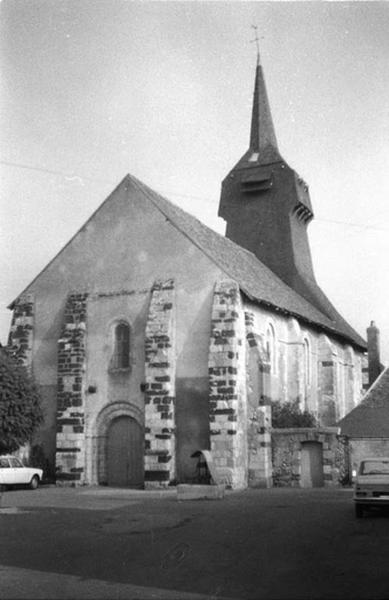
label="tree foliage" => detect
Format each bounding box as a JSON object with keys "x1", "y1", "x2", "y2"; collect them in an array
[
  {"x1": 0, "y1": 348, "x2": 43, "y2": 454},
  {"x1": 271, "y1": 399, "x2": 317, "y2": 428}
]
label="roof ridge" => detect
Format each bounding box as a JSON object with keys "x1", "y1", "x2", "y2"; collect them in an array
[
  {"x1": 127, "y1": 174, "x2": 260, "y2": 257},
  {"x1": 127, "y1": 174, "x2": 365, "y2": 349},
  {"x1": 361, "y1": 366, "x2": 389, "y2": 404},
  {"x1": 339, "y1": 366, "x2": 389, "y2": 436},
  {"x1": 9, "y1": 172, "x2": 365, "y2": 350},
  {"x1": 8, "y1": 176, "x2": 130, "y2": 308},
  {"x1": 129, "y1": 173, "x2": 306, "y2": 280}
]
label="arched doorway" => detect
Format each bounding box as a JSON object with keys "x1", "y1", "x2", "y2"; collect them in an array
[
  {"x1": 301, "y1": 441, "x2": 324, "y2": 488},
  {"x1": 107, "y1": 416, "x2": 143, "y2": 487}
]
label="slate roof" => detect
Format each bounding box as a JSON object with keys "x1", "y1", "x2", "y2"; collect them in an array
[
  {"x1": 130, "y1": 175, "x2": 366, "y2": 350},
  {"x1": 9, "y1": 172, "x2": 366, "y2": 350},
  {"x1": 339, "y1": 367, "x2": 389, "y2": 437}
]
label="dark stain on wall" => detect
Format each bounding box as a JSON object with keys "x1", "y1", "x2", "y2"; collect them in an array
[{"x1": 175, "y1": 377, "x2": 210, "y2": 483}]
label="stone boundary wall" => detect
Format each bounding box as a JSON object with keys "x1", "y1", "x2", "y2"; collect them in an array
[
  {"x1": 245, "y1": 310, "x2": 272, "y2": 487},
  {"x1": 56, "y1": 293, "x2": 88, "y2": 484},
  {"x1": 7, "y1": 294, "x2": 34, "y2": 368},
  {"x1": 144, "y1": 279, "x2": 176, "y2": 488},
  {"x1": 271, "y1": 427, "x2": 348, "y2": 487},
  {"x1": 208, "y1": 280, "x2": 247, "y2": 489}
]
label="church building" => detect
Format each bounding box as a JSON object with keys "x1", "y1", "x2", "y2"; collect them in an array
[{"x1": 7, "y1": 55, "x2": 367, "y2": 489}]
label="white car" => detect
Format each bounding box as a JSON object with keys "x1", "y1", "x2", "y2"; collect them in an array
[
  {"x1": 0, "y1": 455, "x2": 43, "y2": 490},
  {"x1": 354, "y1": 457, "x2": 389, "y2": 518}
]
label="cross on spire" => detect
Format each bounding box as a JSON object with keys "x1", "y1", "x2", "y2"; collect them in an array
[
  {"x1": 250, "y1": 25, "x2": 261, "y2": 65},
  {"x1": 248, "y1": 28, "x2": 279, "y2": 158}
]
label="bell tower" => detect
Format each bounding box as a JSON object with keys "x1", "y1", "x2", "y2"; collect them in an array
[{"x1": 218, "y1": 52, "x2": 333, "y2": 319}]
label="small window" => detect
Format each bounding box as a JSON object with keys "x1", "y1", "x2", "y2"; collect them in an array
[
  {"x1": 265, "y1": 324, "x2": 276, "y2": 374},
  {"x1": 111, "y1": 322, "x2": 130, "y2": 370}
]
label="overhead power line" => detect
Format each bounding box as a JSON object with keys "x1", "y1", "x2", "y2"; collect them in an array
[
  {"x1": 0, "y1": 160, "x2": 115, "y2": 186},
  {"x1": 1, "y1": 159, "x2": 388, "y2": 233},
  {"x1": 314, "y1": 218, "x2": 388, "y2": 232}
]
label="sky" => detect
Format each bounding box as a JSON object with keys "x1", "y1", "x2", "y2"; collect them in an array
[{"x1": 1, "y1": 1, "x2": 389, "y2": 363}]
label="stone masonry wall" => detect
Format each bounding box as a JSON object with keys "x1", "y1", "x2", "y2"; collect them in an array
[
  {"x1": 144, "y1": 279, "x2": 176, "y2": 488},
  {"x1": 7, "y1": 294, "x2": 34, "y2": 368},
  {"x1": 272, "y1": 428, "x2": 347, "y2": 487},
  {"x1": 56, "y1": 293, "x2": 88, "y2": 484},
  {"x1": 245, "y1": 310, "x2": 272, "y2": 487},
  {"x1": 208, "y1": 280, "x2": 247, "y2": 489}
]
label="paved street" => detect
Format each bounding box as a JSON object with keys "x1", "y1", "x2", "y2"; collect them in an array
[{"x1": 1, "y1": 485, "x2": 389, "y2": 600}]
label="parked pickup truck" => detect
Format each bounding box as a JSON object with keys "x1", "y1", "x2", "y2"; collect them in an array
[{"x1": 354, "y1": 457, "x2": 389, "y2": 518}]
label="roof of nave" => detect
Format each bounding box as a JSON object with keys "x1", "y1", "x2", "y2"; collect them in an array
[
  {"x1": 339, "y1": 367, "x2": 389, "y2": 437},
  {"x1": 129, "y1": 174, "x2": 366, "y2": 350},
  {"x1": 9, "y1": 172, "x2": 366, "y2": 351}
]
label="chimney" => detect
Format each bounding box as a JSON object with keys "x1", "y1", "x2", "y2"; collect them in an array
[{"x1": 367, "y1": 321, "x2": 381, "y2": 387}]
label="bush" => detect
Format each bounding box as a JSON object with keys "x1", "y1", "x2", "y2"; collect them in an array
[
  {"x1": 0, "y1": 348, "x2": 43, "y2": 454},
  {"x1": 271, "y1": 399, "x2": 317, "y2": 428}
]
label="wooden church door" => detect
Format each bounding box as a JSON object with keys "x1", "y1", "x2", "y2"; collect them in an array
[
  {"x1": 300, "y1": 441, "x2": 324, "y2": 488},
  {"x1": 107, "y1": 416, "x2": 143, "y2": 487}
]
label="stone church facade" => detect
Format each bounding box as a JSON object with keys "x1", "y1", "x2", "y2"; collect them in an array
[{"x1": 7, "y1": 56, "x2": 367, "y2": 489}]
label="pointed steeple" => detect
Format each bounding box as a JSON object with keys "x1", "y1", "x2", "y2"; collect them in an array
[
  {"x1": 219, "y1": 54, "x2": 358, "y2": 327},
  {"x1": 249, "y1": 57, "x2": 280, "y2": 163},
  {"x1": 219, "y1": 55, "x2": 343, "y2": 322},
  {"x1": 230, "y1": 51, "x2": 282, "y2": 169}
]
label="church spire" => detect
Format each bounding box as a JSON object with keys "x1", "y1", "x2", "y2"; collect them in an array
[
  {"x1": 219, "y1": 51, "x2": 327, "y2": 317},
  {"x1": 247, "y1": 33, "x2": 281, "y2": 163},
  {"x1": 249, "y1": 59, "x2": 279, "y2": 158},
  {"x1": 220, "y1": 31, "x2": 283, "y2": 170}
]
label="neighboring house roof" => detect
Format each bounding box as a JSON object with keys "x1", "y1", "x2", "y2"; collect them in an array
[
  {"x1": 339, "y1": 367, "x2": 389, "y2": 437},
  {"x1": 9, "y1": 173, "x2": 366, "y2": 350}
]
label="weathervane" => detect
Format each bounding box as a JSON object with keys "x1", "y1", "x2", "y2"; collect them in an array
[{"x1": 250, "y1": 25, "x2": 262, "y2": 65}]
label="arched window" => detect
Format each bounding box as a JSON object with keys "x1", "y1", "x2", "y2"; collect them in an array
[
  {"x1": 111, "y1": 322, "x2": 130, "y2": 369},
  {"x1": 265, "y1": 323, "x2": 276, "y2": 373}
]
